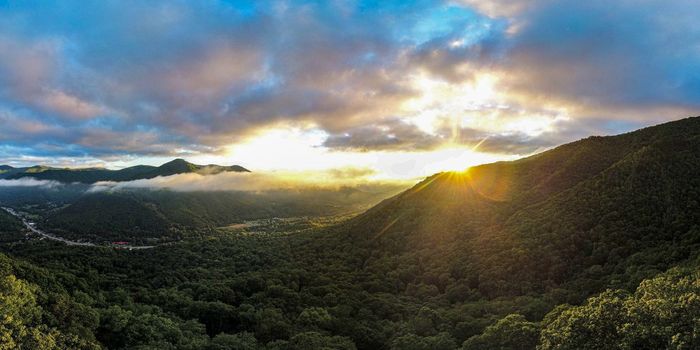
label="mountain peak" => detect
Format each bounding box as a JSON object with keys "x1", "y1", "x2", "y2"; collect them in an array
[
  {"x1": 158, "y1": 159, "x2": 251, "y2": 174},
  {"x1": 164, "y1": 158, "x2": 191, "y2": 165}
]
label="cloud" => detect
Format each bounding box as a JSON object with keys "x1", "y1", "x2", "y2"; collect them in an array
[
  {"x1": 89, "y1": 167, "x2": 409, "y2": 193},
  {"x1": 0, "y1": 178, "x2": 62, "y2": 188},
  {"x1": 0, "y1": 0, "x2": 698, "y2": 165},
  {"x1": 37, "y1": 90, "x2": 109, "y2": 120},
  {"x1": 490, "y1": 0, "x2": 700, "y2": 121},
  {"x1": 0, "y1": 1, "x2": 428, "y2": 159},
  {"x1": 323, "y1": 119, "x2": 442, "y2": 151},
  {"x1": 455, "y1": 0, "x2": 538, "y2": 18}
]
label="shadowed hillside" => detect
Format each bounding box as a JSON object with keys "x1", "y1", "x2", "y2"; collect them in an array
[
  {"x1": 42, "y1": 185, "x2": 407, "y2": 243},
  {"x1": 0, "y1": 117, "x2": 699, "y2": 349}
]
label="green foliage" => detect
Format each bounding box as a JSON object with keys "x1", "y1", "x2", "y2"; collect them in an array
[
  {"x1": 539, "y1": 267, "x2": 700, "y2": 350},
  {"x1": 297, "y1": 307, "x2": 332, "y2": 330},
  {"x1": 0, "y1": 116, "x2": 698, "y2": 349},
  {"x1": 207, "y1": 332, "x2": 260, "y2": 350},
  {"x1": 0, "y1": 210, "x2": 21, "y2": 232},
  {"x1": 46, "y1": 193, "x2": 172, "y2": 242},
  {"x1": 42, "y1": 185, "x2": 405, "y2": 243},
  {"x1": 0, "y1": 274, "x2": 99, "y2": 350},
  {"x1": 461, "y1": 314, "x2": 539, "y2": 350},
  {"x1": 0, "y1": 210, "x2": 24, "y2": 243},
  {"x1": 390, "y1": 332, "x2": 457, "y2": 350},
  {"x1": 287, "y1": 332, "x2": 357, "y2": 350}
]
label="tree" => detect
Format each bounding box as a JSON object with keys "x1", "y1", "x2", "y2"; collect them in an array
[
  {"x1": 0, "y1": 275, "x2": 65, "y2": 349},
  {"x1": 254, "y1": 308, "x2": 291, "y2": 343},
  {"x1": 297, "y1": 307, "x2": 332, "y2": 330},
  {"x1": 207, "y1": 332, "x2": 260, "y2": 350},
  {"x1": 539, "y1": 268, "x2": 700, "y2": 350},
  {"x1": 288, "y1": 332, "x2": 357, "y2": 350},
  {"x1": 390, "y1": 332, "x2": 457, "y2": 350},
  {"x1": 462, "y1": 314, "x2": 538, "y2": 350}
]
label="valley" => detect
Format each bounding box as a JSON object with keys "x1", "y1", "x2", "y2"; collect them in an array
[
  {"x1": 1, "y1": 2, "x2": 697, "y2": 349},
  {"x1": 1, "y1": 204, "x2": 350, "y2": 248},
  {"x1": 2, "y1": 206, "x2": 97, "y2": 247},
  {"x1": 0, "y1": 117, "x2": 699, "y2": 349}
]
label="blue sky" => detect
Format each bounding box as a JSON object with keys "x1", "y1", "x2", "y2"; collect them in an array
[{"x1": 0, "y1": 0, "x2": 698, "y2": 177}]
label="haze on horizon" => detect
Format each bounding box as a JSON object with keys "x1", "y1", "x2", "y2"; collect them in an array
[{"x1": 1, "y1": 0, "x2": 699, "y2": 181}]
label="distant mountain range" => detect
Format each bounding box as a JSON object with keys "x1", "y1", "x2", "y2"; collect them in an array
[{"x1": 0, "y1": 158, "x2": 250, "y2": 184}]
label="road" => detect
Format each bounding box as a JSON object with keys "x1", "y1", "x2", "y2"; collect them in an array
[{"x1": 1, "y1": 207, "x2": 156, "y2": 249}]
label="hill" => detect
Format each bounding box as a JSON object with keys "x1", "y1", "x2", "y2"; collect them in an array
[
  {"x1": 297, "y1": 115, "x2": 700, "y2": 347},
  {"x1": 0, "y1": 158, "x2": 250, "y2": 184},
  {"x1": 343, "y1": 116, "x2": 700, "y2": 295},
  {"x1": 0, "y1": 117, "x2": 698, "y2": 349},
  {"x1": 41, "y1": 184, "x2": 406, "y2": 243}
]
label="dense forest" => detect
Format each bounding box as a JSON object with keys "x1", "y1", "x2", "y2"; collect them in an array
[
  {"x1": 1, "y1": 184, "x2": 406, "y2": 244},
  {"x1": 0, "y1": 117, "x2": 699, "y2": 349},
  {"x1": 42, "y1": 185, "x2": 406, "y2": 243}
]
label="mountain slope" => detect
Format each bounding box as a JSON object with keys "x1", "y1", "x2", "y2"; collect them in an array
[
  {"x1": 0, "y1": 117, "x2": 698, "y2": 349},
  {"x1": 42, "y1": 185, "x2": 406, "y2": 243},
  {"x1": 0, "y1": 158, "x2": 250, "y2": 183},
  {"x1": 45, "y1": 193, "x2": 173, "y2": 242},
  {"x1": 341, "y1": 116, "x2": 700, "y2": 299}
]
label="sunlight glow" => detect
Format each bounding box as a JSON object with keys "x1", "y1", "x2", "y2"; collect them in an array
[
  {"x1": 402, "y1": 72, "x2": 499, "y2": 136},
  {"x1": 217, "y1": 126, "x2": 514, "y2": 181},
  {"x1": 401, "y1": 72, "x2": 566, "y2": 143},
  {"x1": 197, "y1": 72, "x2": 547, "y2": 182}
]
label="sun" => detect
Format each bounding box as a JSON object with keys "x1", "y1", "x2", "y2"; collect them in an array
[
  {"x1": 213, "y1": 71, "x2": 521, "y2": 180},
  {"x1": 420, "y1": 146, "x2": 512, "y2": 174}
]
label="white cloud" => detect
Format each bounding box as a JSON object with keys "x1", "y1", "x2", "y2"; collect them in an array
[
  {"x1": 0, "y1": 178, "x2": 62, "y2": 188},
  {"x1": 88, "y1": 168, "x2": 411, "y2": 193}
]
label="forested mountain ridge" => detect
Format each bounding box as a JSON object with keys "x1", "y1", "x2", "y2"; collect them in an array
[
  {"x1": 349, "y1": 116, "x2": 700, "y2": 250},
  {"x1": 0, "y1": 158, "x2": 250, "y2": 184},
  {"x1": 341, "y1": 116, "x2": 700, "y2": 292},
  {"x1": 313, "y1": 115, "x2": 700, "y2": 346},
  {"x1": 0, "y1": 117, "x2": 699, "y2": 349},
  {"x1": 42, "y1": 186, "x2": 405, "y2": 243}
]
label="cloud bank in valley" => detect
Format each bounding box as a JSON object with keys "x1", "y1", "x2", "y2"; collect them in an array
[
  {"x1": 0, "y1": 178, "x2": 62, "y2": 188},
  {"x1": 88, "y1": 168, "x2": 412, "y2": 193}
]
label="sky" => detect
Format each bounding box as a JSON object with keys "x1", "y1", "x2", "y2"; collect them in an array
[{"x1": 0, "y1": 0, "x2": 699, "y2": 181}]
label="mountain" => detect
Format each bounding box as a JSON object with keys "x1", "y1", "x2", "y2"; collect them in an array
[
  {"x1": 266, "y1": 116, "x2": 698, "y2": 348},
  {"x1": 0, "y1": 164, "x2": 56, "y2": 177},
  {"x1": 0, "y1": 116, "x2": 699, "y2": 349},
  {"x1": 344, "y1": 116, "x2": 700, "y2": 293},
  {"x1": 0, "y1": 158, "x2": 250, "y2": 183},
  {"x1": 148, "y1": 158, "x2": 250, "y2": 177},
  {"x1": 42, "y1": 184, "x2": 406, "y2": 243}
]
